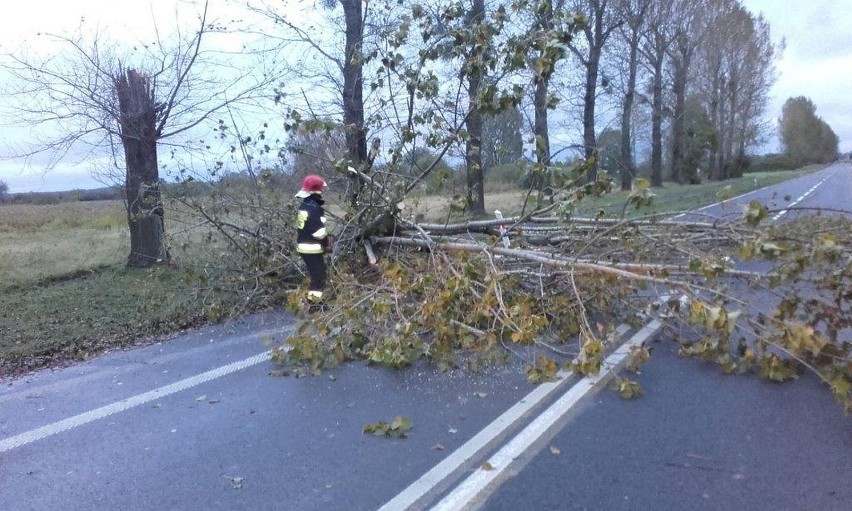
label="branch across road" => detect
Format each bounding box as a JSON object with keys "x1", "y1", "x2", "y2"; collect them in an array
[{"x1": 1, "y1": 164, "x2": 849, "y2": 510}]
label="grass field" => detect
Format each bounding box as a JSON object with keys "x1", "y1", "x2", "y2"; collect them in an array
[
  {"x1": 0, "y1": 201, "x2": 128, "y2": 288},
  {"x1": 0, "y1": 200, "x2": 223, "y2": 375},
  {"x1": 0, "y1": 166, "x2": 825, "y2": 376}
]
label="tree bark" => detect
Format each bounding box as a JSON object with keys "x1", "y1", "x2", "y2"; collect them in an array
[
  {"x1": 670, "y1": 52, "x2": 687, "y2": 184},
  {"x1": 115, "y1": 69, "x2": 168, "y2": 268},
  {"x1": 466, "y1": 0, "x2": 486, "y2": 216},
  {"x1": 620, "y1": 34, "x2": 639, "y2": 191},
  {"x1": 650, "y1": 52, "x2": 664, "y2": 187},
  {"x1": 340, "y1": 0, "x2": 367, "y2": 206}
]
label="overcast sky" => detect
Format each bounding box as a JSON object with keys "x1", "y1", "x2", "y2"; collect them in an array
[
  {"x1": 0, "y1": 0, "x2": 850, "y2": 193},
  {"x1": 739, "y1": 0, "x2": 852, "y2": 155}
]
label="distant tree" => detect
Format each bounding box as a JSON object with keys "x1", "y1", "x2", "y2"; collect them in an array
[
  {"x1": 482, "y1": 105, "x2": 524, "y2": 170},
  {"x1": 0, "y1": 180, "x2": 8, "y2": 203},
  {"x1": 404, "y1": 148, "x2": 454, "y2": 193},
  {"x1": 639, "y1": 0, "x2": 674, "y2": 187},
  {"x1": 696, "y1": 1, "x2": 778, "y2": 180},
  {"x1": 287, "y1": 121, "x2": 348, "y2": 183},
  {"x1": 779, "y1": 96, "x2": 839, "y2": 165},
  {"x1": 667, "y1": 0, "x2": 710, "y2": 184},
  {"x1": 615, "y1": 0, "x2": 652, "y2": 191},
  {"x1": 596, "y1": 128, "x2": 622, "y2": 178},
  {"x1": 682, "y1": 95, "x2": 717, "y2": 183}
]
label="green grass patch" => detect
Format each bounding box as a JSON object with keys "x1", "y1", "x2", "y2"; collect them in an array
[
  {"x1": 0, "y1": 264, "x2": 223, "y2": 375},
  {"x1": 413, "y1": 165, "x2": 825, "y2": 221}
]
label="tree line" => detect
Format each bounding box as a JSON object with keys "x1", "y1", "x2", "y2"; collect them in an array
[
  {"x1": 1, "y1": 0, "x2": 840, "y2": 265},
  {"x1": 263, "y1": 0, "x2": 798, "y2": 207}
]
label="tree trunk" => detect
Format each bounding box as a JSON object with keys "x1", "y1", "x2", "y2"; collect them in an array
[
  {"x1": 340, "y1": 0, "x2": 367, "y2": 206},
  {"x1": 670, "y1": 54, "x2": 687, "y2": 184},
  {"x1": 583, "y1": 49, "x2": 600, "y2": 184},
  {"x1": 650, "y1": 53, "x2": 664, "y2": 187},
  {"x1": 726, "y1": 76, "x2": 738, "y2": 175},
  {"x1": 466, "y1": 0, "x2": 486, "y2": 216},
  {"x1": 620, "y1": 35, "x2": 639, "y2": 191},
  {"x1": 708, "y1": 65, "x2": 722, "y2": 180},
  {"x1": 115, "y1": 69, "x2": 168, "y2": 268},
  {"x1": 533, "y1": 73, "x2": 550, "y2": 195}
]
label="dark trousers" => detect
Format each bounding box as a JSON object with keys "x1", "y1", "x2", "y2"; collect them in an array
[{"x1": 300, "y1": 253, "x2": 326, "y2": 295}]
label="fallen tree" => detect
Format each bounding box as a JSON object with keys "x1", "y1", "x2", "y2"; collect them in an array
[{"x1": 219, "y1": 160, "x2": 847, "y2": 412}]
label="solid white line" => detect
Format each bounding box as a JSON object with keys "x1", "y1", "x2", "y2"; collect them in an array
[
  {"x1": 380, "y1": 326, "x2": 631, "y2": 511},
  {"x1": 431, "y1": 320, "x2": 662, "y2": 511},
  {"x1": 0, "y1": 350, "x2": 273, "y2": 453}
]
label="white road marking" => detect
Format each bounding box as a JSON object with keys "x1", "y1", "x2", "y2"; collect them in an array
[
  {"x1": 0, "y1": 350, "x2": 274, "y2": 453},
  {"x1": 430, "y1": 320, "x2": 662, "y2": 511},
  {"x1": 0, "y1": 326, "x2": 290, "y2": 406},
  {"x1": 670, "y1": 167, "x2": 834, "y2": 221},
  {"x1": 771, "y1": 174, "x2": 832, "y2": 220},
  {"x1": 379, "y1": 326, "x2": 631, "y2": 511},
  {"x1": 670, "y1": 187, "x2": 764, "y2": 220}
]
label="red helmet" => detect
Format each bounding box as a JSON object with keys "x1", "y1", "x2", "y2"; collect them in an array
[{"x1": 296, "y1": 175, "x2": 326, "y2": 197}]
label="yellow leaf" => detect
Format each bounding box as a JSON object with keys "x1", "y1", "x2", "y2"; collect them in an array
[{"x1": 634, "y1": 178, "x2": 650, "y2": 190}]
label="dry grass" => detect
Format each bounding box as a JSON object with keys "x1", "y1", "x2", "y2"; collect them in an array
[
  {"x1": 0, "y1": 230, "x2": 129, "y2": 288},
  {"x1": 0, "y1": 200, "x2": 128, "y2": 289},
  {"x1": 0, "y1": 200, "x2": 126, "y2": 232}
]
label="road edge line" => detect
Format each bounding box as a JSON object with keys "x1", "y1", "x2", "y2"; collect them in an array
[{"x1": 0, "y1": 350, "x2": 274, "y2": 453}]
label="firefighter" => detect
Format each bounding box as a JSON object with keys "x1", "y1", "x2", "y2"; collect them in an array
[{"x1": 295, "y1": 174, "x2": 331, "y2": 310}]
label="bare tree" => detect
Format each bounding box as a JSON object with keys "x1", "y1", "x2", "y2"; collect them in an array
[
  {"x1": 692, "y1": 1, "x2": 778, "y2": 180},
  {"x1": 569, "y1": 0, "x2": 623, "y2": 184},
  {"x1": 668, "y1": 0, "x2": 710, "y2": 184},
  {"x1": 526, "y1": 1, "x2": 582, "y2": 198},
  {"x1": 638, "y1": 0, "x2": 674, "y2": 187},
  {"x1": 3, "y1": 1, "x2": 272, "y2": 267},
  {"x1": 247, "y1": 0, "x2": 376, "y2": 210},
  {"x1": 616, "y1": 0, "x2": 651, "y2": 190},
  {"x1": 725, "y1": 9, "x2": 778, "y2": 177}
]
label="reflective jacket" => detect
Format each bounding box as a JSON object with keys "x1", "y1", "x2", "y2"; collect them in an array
[{"x1": 296, "y1": 194, "x2": 328, "y2": 254}]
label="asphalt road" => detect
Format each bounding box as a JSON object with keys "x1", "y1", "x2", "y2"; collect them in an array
[{"x1": 1, "y1": 163, "x2": 850, "y2": 510}]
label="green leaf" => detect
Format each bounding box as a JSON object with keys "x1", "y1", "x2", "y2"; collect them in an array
[
  {"x1": 363, "y1": 416, "x2": 413, "y2": 438},
  {"x1": 610, "y1": 377, "x2": 643, "y2": 399},
  {"x1": 744, "y1": 200, "x2": 768, "y2": 226},
  {"x1": 716, "y1": 185, "x2": 733, "y2": 201}
]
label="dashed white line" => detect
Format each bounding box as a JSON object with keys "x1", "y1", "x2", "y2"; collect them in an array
[
  {"x1": 771, "y1": 175, "x2": 831, "y2": 220},
  {"x1": 0, "y1": 350, "x2": 273, "y2": 453}
]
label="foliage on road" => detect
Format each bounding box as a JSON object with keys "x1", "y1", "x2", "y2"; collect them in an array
[
  {"x1": 267, "y1": 164, "x2": 851, "y2": 412},
  {"x1": 363, "y1": 416, "x2": 413, "y2": 438}
]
